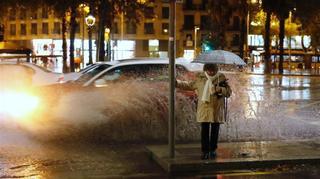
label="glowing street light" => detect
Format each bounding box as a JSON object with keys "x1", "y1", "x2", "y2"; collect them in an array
[
  {"x1": 105, "y1": 28, "x2": 111, "y2": 61},
  {"x1": 194, "y1": 26, "x2": 200, "y2": 58},
  {"x1": 85, "y1": 14, "x2": 96, "y2": 27},
  {"x1": 85, "y1": 14, "x2": 95, "y2": 64}
]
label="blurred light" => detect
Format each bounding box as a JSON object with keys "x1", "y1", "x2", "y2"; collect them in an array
[
  {"x1": 137, "y1": 0, "x2": 146, "y2": 4},
  {"x1": 0, "y1": 91, "x2": 39, "y2": 118},
  {"x1": 85, "y1": 14, "x2": 96, "y2": 27},
  {"x1": 79, "y1": 3, "x2": 90, "y2": 14},
  {"x1": 105, "y1": 28, "x2": 110, "y2": 33},
  {"x1": 149, "y1": 39, "x2": 159, "y2": 46},
  {"x1": 250, "y1": 21, "x2": 261, "y2": 26}
]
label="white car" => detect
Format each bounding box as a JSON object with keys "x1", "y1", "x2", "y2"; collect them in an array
[
  {"x1": 63, "y1": 61, "x2": 120, "y2": 81},
  {"x1": 30, "y1": 58, "x2": 202, "y2": 119},
  {"x1": 74, "y1": 58, "x2": 204, "y2": 87},
  {"x1": 0, "y1": 61, "x2": 65, "y2": 87}
]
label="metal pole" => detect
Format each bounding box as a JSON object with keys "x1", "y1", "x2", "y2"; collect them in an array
[
  {"x1": 169, "y1": 0, "x2": 176, "y2": 159},
  {"x1": 82, "y1": 10, "x2": 85, "y2": 68},
  {"x1": 288, "y1": 11, "x2": 292, "y2": 71},
  {"x1": 121, "y1": 12, "x2": 124, "y2": 40},
  {"x1": 194, "y1": 26, "x2": 197, "y2": 59},
  {"x1": 88, "y1": 27, "x2": 93, "y2": 64},
  {"x1": 194, "y1": 26, "x2": 199, "y2": 58},
  {"x1": 246, "y1": 11, "x2": 250, "y2": 58}
]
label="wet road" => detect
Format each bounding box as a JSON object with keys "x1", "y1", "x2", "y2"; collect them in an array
[{"x1": 1, "y1": 74, "x2": 320, "y2": 177}]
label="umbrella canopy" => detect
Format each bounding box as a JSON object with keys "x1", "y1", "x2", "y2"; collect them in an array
[{"x1": 194, "y1": 50, "x2": 246, "y2": 65}]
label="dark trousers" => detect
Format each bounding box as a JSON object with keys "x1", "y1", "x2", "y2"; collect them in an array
[{"x1": 201, "y1": 122, "x2": 220, "y2": 153}]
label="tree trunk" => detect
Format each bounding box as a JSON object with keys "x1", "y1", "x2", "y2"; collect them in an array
[
  {"x1": 69, "y1": 6, "x2": 77, "y2": 72},
  {"x1": 279, "y1": 17, "x2": 285, "y2": 74},
  {"x1": 239, "y1": 0, "x2": 247, "y2": 59},
  {"x1": 62, "y1": 15, "x2": 68, "y2": 73},
  {"x1": 97, "y1": 0, "x2": 107, "y2": 61},
  {"x1": 239, "y1": 18, "x2": 246, "y2": 59},
  {"x1": 264, "y1": 11, "x2": 271, "y2": 74}
]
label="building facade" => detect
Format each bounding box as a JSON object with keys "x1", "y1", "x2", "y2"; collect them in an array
[{"x1": 2, "y1": 0, "x2": 243, "y2": 64}]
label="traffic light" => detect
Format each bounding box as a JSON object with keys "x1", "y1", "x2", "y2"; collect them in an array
[
  {"x1": 202, "y1": 39, "x2": 214, "y2": 52},
  {"x1": 201, "y1": 33, "x2": 220, "y2": 52}
]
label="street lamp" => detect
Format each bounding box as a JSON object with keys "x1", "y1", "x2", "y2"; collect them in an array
[
  {"x1": 105, "y1": 28, "x2": 111, "y2": 61},
  {"x1": 288, "y1": 11, "x2": 293, "y2": 71},
  {"x1": 85, "y1": 14, "x2": 96, "y2": 27},
  {"x1": 85, "y1": 14, "x2": 95, "y2": 64},
  {"x1": 79, "y1": 4, "x2": 89, "y2": 68},
  {"x1": 194, "y1": 26, "x2": 200, "y2": 58}
]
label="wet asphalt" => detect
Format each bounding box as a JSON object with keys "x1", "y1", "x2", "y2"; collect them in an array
[{"x1": 1, "y1": 74, "x2": 320, "y2": 178}]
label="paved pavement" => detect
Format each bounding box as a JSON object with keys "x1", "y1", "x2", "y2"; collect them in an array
[
  {"x1": 147, "y1": 139, "x2": 320, "y2": 175},
  {"x1": 247, "y1": 63, "x2": 320, "y2": 76}
]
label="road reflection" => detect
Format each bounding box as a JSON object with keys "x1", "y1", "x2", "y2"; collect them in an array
[{"x1": 245, "y1": 75, "x2": 320, "y2": 101}]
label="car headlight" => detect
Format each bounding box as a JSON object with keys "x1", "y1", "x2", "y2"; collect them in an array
[{"x1": 0, "y1": 90, "x2": 39, "y2": 118}]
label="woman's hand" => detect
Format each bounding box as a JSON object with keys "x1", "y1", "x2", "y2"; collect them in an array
[{"x1": 215, "y1": 85, "x2": 223, "y2": 93}]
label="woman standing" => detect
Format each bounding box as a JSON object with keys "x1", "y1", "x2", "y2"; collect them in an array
[{"x1": 176, "y1": 63, "x2": 232, "y2": 160}]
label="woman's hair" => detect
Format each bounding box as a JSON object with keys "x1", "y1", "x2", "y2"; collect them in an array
[{"x1": 203, "y1": 64, "x2": 218, "y2": 71}]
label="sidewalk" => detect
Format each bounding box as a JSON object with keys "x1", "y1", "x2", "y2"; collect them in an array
[
  {"x1": 247, "y1": 63, "x2": 320, "y2": 76},
  {"x1": 147, "y1": 139, "x2": 320, "y2": 174}
]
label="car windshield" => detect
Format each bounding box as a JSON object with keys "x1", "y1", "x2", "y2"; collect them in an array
[
  {"x1": 79, "y1": 64, "x2": 96, "y2": 73},
  {"x1": 92, "y1": 63, "x2": 191, "y2": 86},
  {"x1": 73, "y1": 64, "x2": 112, "y2": 84}
]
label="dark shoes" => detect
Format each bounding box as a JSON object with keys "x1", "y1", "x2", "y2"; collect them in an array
[
  {"x1": 209, "y1": 151, "x2": 217, "y2": 159},
  {"x1": 201, "y1": 151, "x2": 217, "y2": 160},
  {"x1": 201, "y1": 152, "x2": 210, "y2": 160}
]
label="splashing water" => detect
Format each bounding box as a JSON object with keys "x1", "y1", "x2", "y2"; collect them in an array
[
  {"x1": 2, "y1": 67, "x2": 320, "y2": 143},
  {"x1": 22, "y1": 81, "x2": 199, "y2": 143},
  {"x1": 222, "y1": 74, "x2": 320, "y2": 142}
]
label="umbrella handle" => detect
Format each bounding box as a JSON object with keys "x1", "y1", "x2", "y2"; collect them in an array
[{"x1": 224, "y1": 97, "x2": 228, "y2": 122}]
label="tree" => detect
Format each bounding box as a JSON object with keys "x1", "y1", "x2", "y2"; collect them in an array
[
  {"x1": 69, "y1": 3, "x2": 79, "y2": 72},
  {"x1": 238, "y1": 0, "x2": 248, "y2": 59},
  {"x1": 45, "y1": 0, "x2": 84, "y2": 72},
  {"x1": 95, "y1": 0, "x2": 152, "y2": 61},
  {"x1": 295, "y1": 0, "x2": 320, "y2": 52},
  {"x1": 207, "y1": 0, "x2": 233, "y2": 49},
  {"x1": 272, "y1": 0, "x2": 295, "y2": 74},
  {"x1": 45, "y1": 0, "x2": 71, "y2": 72},
  {"x1": 262, "y1": 0, "x2": 278, "y2": 74}
]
